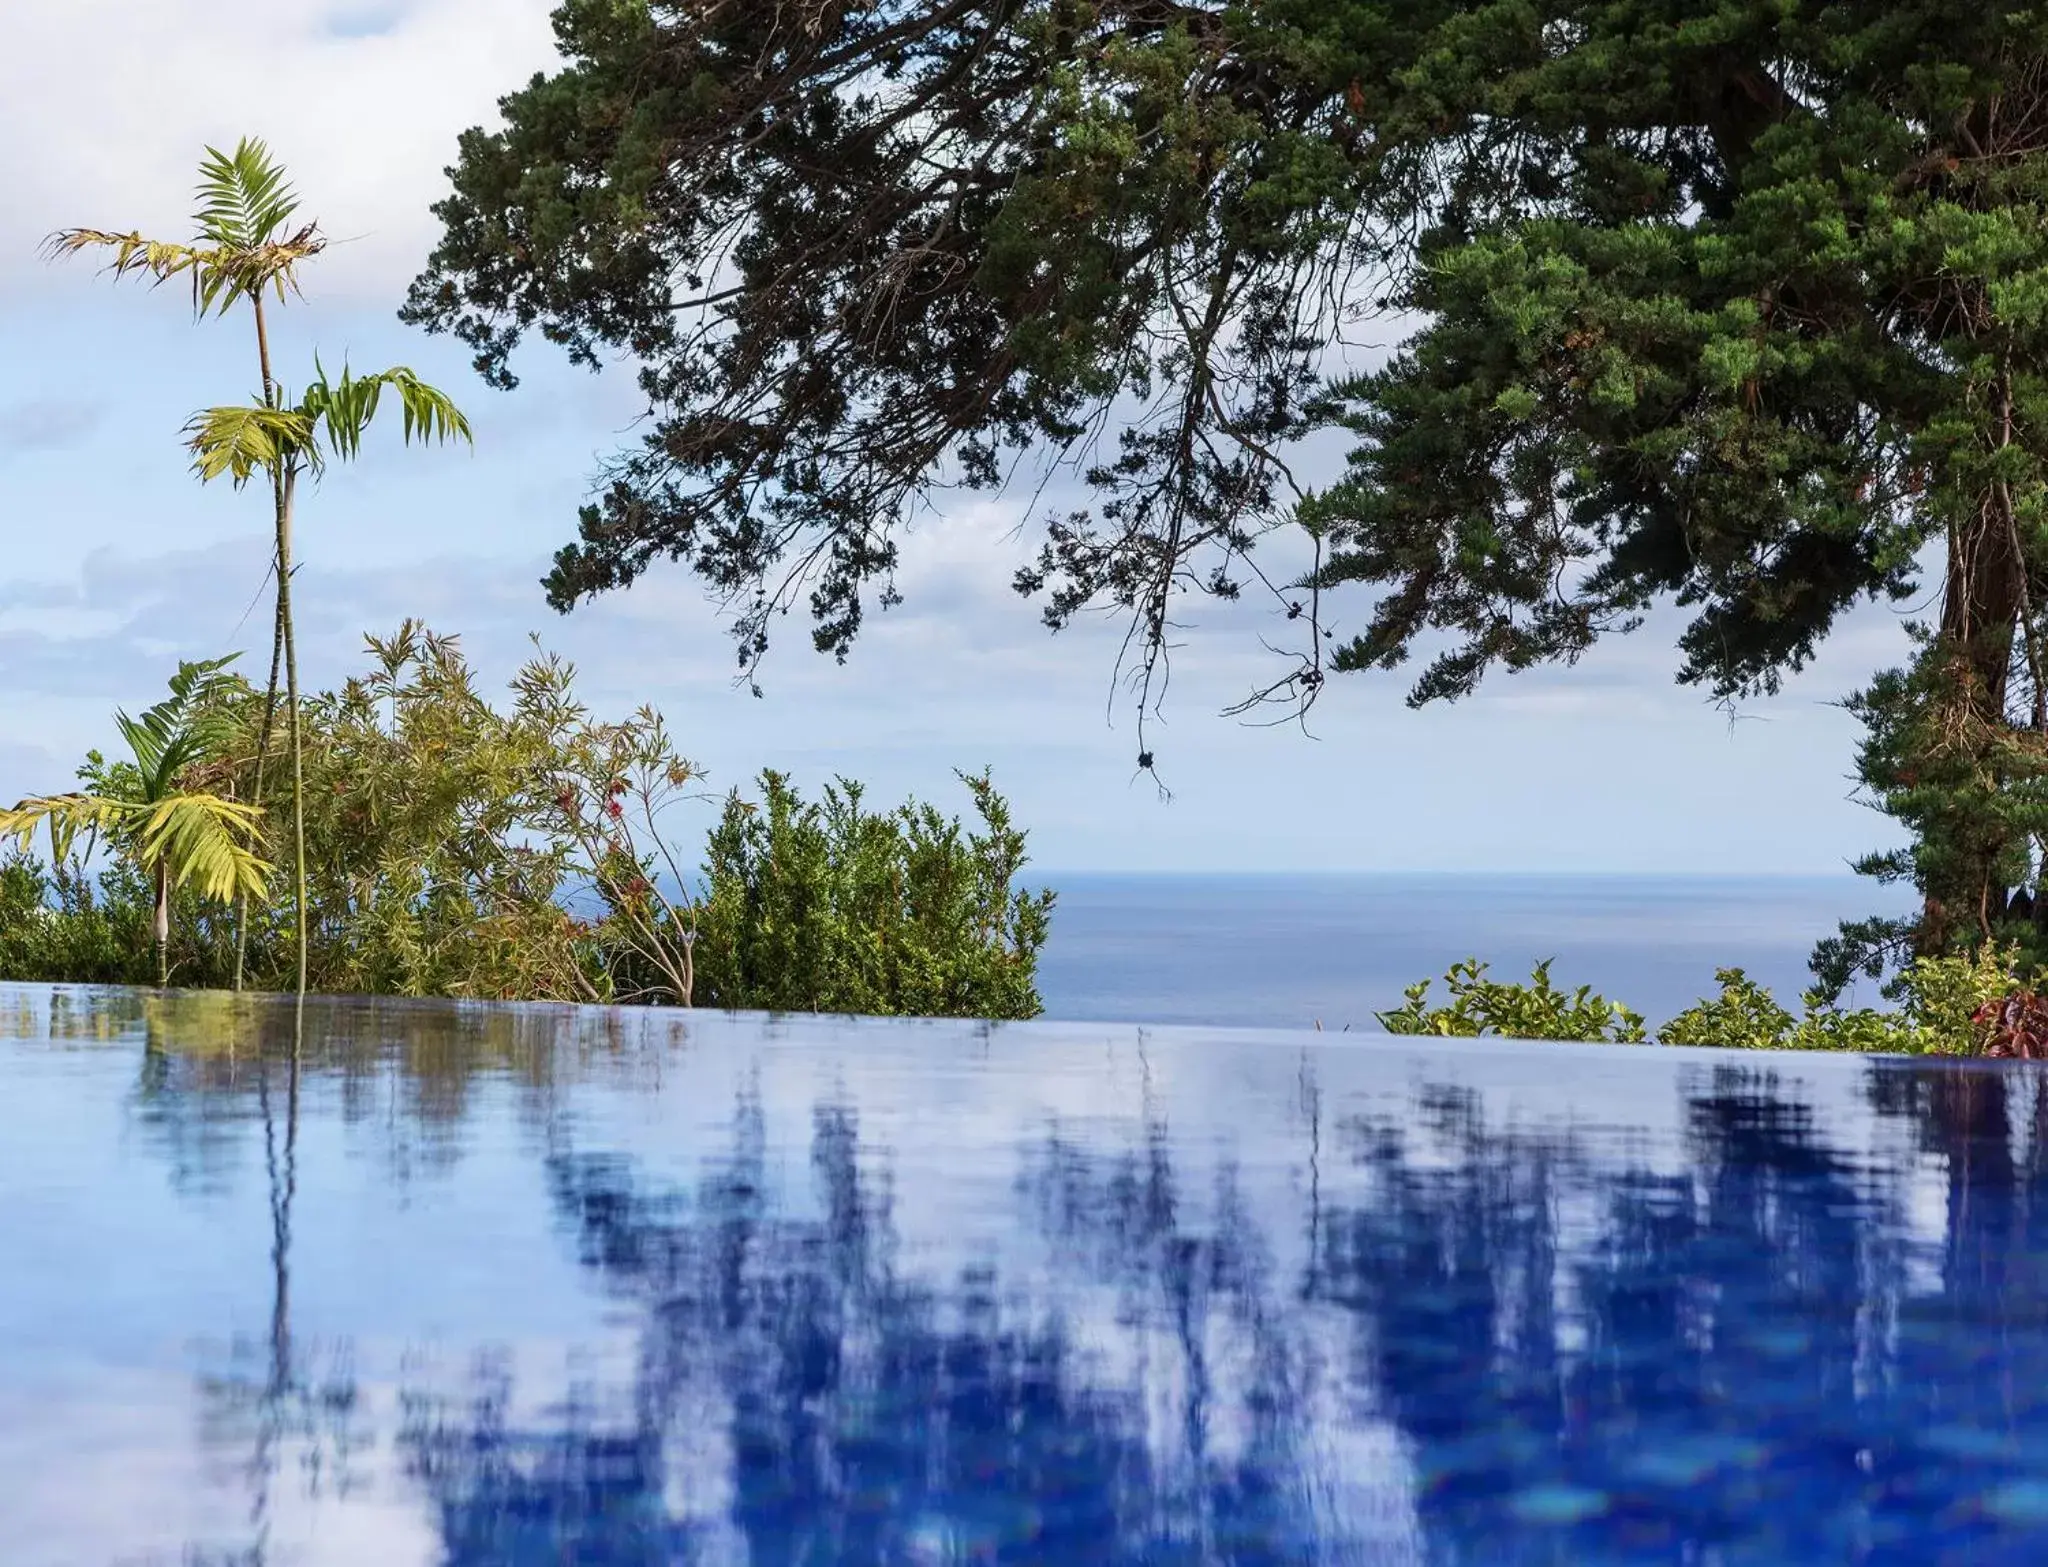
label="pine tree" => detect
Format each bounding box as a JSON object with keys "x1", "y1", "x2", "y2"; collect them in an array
[{"x1": 407, "y1": 1, "x2": 2048, "y2": 968}]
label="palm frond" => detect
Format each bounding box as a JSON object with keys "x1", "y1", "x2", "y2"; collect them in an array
[
  {"x1": 196, "y1": 236, "x2": 325, "y2": 316},
  {"x1": 0, "y1": 793, "x2": 140, "y2": 866},
  {"x1": 167, "y1": 654, "x2": 247, "y2": 760},
  {"x1": 47, "y1": 142, "x2": 324, "y2": 319},
  {"x1": 190, "y1": 139, "x2": 326, "y2": 313},
  {"x1": 44, "y1": 220, "x2": 321, "y2": 319},
  {"x1": 298, "y1": 361, "x2": 473, "y2": 463},
  {"x1": 194, "y1": 138, "x2": 299, "y2": 251},
  {"x1": 164, "y1": 653, "x2": 242, "y2": 708},
  {"x1": 185, "y1": 403, "x2": 318, "y2": 486},
  {"x1": 116, "y1": 655, "x2": 243, "y2": 796},
  {"x1": 390, "y1": 369, "x2": 475, "y2": 449},
  {"x1": 0, "y1": 658, "x2": 265, "y2": 907},
  {"x1": 136, "y1": 794, "x2": 272, "y2": 904},
  {"x1": 112, "y1": 709, "x2": 173, "y2": 789},
  {"x1": 42, "y1": 228, "x2": 217, "y2": 286}
]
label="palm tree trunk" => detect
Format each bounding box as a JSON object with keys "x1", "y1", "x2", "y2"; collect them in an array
[
  {"x1": 238, "y1": 290, "x2": 294, "y2": 995},
  {"x1": 249, "y1": 296, "x2": 308, "y2": 1000},
  {"x1": 153, "y1": 859, "x2": 171, "y2": 988},
  {"x1": 234, "y1": 569, "x2": 286, "y2": 991},
  {"x1": 1916, "y1": 470, "x2": 2030, "y2": 956},
  {"x1": 277, "y1": 466, "x2": 308, "y2": 998}
]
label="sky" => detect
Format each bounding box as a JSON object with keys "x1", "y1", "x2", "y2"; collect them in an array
[{"x1": 0, "y1": 0, "x2": 1923, "y2": 875}]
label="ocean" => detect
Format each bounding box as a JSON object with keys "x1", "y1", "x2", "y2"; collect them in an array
[{"x1": 1031, "y1": 873, "x2": 1919, "y2": 1031}]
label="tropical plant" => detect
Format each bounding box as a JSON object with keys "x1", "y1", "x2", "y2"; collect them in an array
[
  {"x1": 49, "y1": 139, "x2": 471, "y2": 999},
  {"x1": 262, "y1": 622, "x2": 698, "y2": 1004},
  {"x1": 0, "y1": 657, "x2": 268, "y2": 985},
  {"x1": 0, "y1": 632, "x2": 1051, "y2": 1019}
]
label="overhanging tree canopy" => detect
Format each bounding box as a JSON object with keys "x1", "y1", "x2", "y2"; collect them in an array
[{"x1": 408, "y1": 0, "x2": 2048, "y2": 949}]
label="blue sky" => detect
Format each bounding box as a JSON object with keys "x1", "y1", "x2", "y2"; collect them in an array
[{"x1": 0, "y1": 0, "x2": 1921, "y2": 874}]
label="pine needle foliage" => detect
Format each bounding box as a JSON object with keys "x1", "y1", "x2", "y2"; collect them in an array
[{"x1": 406, "y1": 1, "x2": 2048, "y2": 956}]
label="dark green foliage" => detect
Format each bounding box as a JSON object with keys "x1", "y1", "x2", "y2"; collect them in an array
[
  {"x1": 1814, "y1": 641, "x2": 2048, "y2": 993},
  {"x1": 0, "y1": 856, "x2": 160, "y2": 985},
  {"x1": 391, "y1": 0, "x2": 2037, "y2": 698},
  {"x1": 403, "y1": 1, "x2": 1360, "y2": 703},
  {"x1": 693, "y1": 771, "x2": 1055, "y2": 1019},
  {"x1": 410, "y1": 1, "x2": 2048, "y2": 958}
]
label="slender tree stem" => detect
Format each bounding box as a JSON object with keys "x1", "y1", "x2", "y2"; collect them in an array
[
  {"x1": 235, "y1": 293, "x2": 286, "y2": 993},
  {"x1": 154, "y1": 858, "x2": 170, "y2": 988},
  {"x1": 278, "y1": 466, "x2": 308, "y2": 997},
  {"x1": 253, "y1": 293, "x2": 278, "y2": 408},
  {"x1": 235, "y1": 563, "x2": 286, "y2": 991}
]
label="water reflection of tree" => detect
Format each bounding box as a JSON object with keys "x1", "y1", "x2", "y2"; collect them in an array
[
  {"x1": 402, "y1": 1089, "x2": 1337, "y2": 1564},
  {"x1": 125, "y1": 991, "x2": 678, "y2": 1193},
  {"x1": 1313, "y1": 1064, "x2": 2048, "y2": 1564},
  {"x1": 109, "y1": 996, "x2": 2048, "y2": 1563},
  {"x1": 153, "y1": 995, "x2": 370, "y2": 1556},
  {"x1": 389, "y1": 1056, "x2": 2048, "y2": 1563}
]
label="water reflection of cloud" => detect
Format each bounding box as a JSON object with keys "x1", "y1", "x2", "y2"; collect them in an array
[{"x1": 10, "y1": 996, "x2": 2048, "y2": 1561}]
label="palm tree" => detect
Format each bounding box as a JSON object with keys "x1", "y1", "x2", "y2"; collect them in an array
[
  {"x1": 47, "y1": 139, "x2": 472, "y2": 998},
  {"x1": 186, "y1": 353, "x2": 471, "y2": 997},
  {"x1": 0, "y1": 657, "x2": 270, "y2": 986}
]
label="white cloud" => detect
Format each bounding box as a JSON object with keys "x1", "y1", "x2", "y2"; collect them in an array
[{"x1": 0, "y1": 0, "x2": 561, "y2": 300}]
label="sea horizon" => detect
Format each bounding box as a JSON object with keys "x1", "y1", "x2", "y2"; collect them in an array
[{"x1": 1031, "y1": 869, "x2": 1917, "y2": 1033}]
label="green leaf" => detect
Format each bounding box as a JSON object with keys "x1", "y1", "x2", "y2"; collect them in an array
[
  {"x1": 185, "y1": 403, "x2": 317, "y2": 485},
  {"x1": 134, "y1": 793, "x2": 271, "y2": 904},
  {"x1": 297, "y1": 361, "x2": 473, "y2": 464},
  {"x1": 194, "y1": 138, "x2": 300, "y2": 253}
]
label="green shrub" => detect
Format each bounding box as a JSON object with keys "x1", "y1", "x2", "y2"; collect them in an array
[
  {"x1": 1655, "y1": 949, "x2": 2014, "y2": 1052},
  {"x1": 0, "y1": 854, "x2": 166, "y2": 986},
  {"x1": 692, "y1": 770, "x2": 1054, "y2": 1019},
  {"x1": 1387, "y1": 948, "x2": 2023, "y2": 1054},
  {"x1": 1377, "y1": 959, "x2": 1648, "y2": 1043}
]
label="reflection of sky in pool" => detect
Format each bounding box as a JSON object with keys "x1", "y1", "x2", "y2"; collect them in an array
[{"x1": 2, "y1": 985, "x2": 2046, "y2": 1564}]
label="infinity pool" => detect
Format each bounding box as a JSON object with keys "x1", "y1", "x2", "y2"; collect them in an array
[{"x1": 4, "y1": 986, "x2": 2048, "y2": 1564}]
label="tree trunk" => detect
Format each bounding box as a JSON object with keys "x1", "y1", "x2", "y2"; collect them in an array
[
  {"x1": 1920, "y1": 497, "x2": 2029, "y2": 954},
  {"x1": 153, "y1": 858, "x2": 171, "y2": 988},
  {"x1": 236, "y1": 292, "x2": 287, "y2": 995}
]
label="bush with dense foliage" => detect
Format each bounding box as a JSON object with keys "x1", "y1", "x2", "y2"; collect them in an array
[
  {"x1": 0, "y1": 627, "x2": 1053, "y2": 1020},
  {"x1": 1377, "y1": 961, "x2": 1649, "y2": 1044},
  {"x1": 1382, "y1": 950, "x2": 2026, "y2": 1055},
  {"x1": 0, "y1": 856, "x2": 163, "y2": 986},
  {"x1": 692, "y1": 770, "x2": 1054, "y2": 1019}
]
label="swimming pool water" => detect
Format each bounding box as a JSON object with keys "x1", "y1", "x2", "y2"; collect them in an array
[{"x1": 3, "y1": 985, "x2": 2048, "y2": 1564}]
